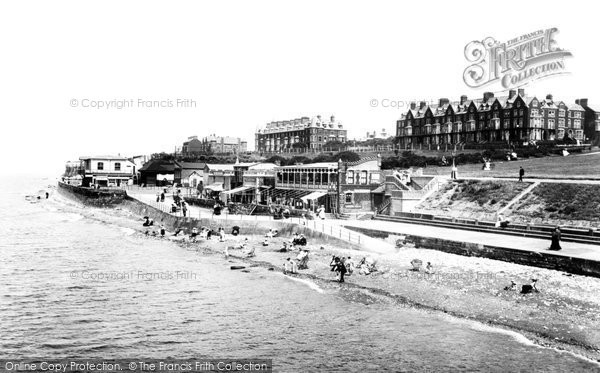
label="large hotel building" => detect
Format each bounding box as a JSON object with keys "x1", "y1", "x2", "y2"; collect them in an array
[
  {"x1": 255, "y1": 115, "x2": 347, "y2": 152},
  {"x1": 395, "y1": 89, "x2": 600, "y2": 148}
]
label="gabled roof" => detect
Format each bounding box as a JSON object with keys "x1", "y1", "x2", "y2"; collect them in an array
[
  {"x1": 139, "y1": 159, "x2": 175, "y2": 173},
  {"x1": 174, "y1": 161, "x2": 206, "y2": 170}
]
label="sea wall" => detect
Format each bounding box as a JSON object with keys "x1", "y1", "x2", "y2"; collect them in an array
[
  {"x1": 344, "y1": 225, "x2": 600, "y2": 278},
  {"x1": 120, "y1": 198, "x2": 364, "y2": 250},
  {"x1": 57, "y1": 182, "x2": 128, "y2": 206}
]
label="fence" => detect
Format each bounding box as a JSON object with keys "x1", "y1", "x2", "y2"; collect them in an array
[{"x1": 139, "y1": 197, "x2": 365, "y2": 245}]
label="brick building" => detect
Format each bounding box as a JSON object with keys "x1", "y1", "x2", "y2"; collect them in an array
[
  {"x1": 255, "y1": 115, "x2": 347, "y2": 152},
  {"x1": 395, "y1": 89, "x2": 598, "y2": 148},
  {"x1": 182, "y1": 135, "x2": 247, "y2": 154}
]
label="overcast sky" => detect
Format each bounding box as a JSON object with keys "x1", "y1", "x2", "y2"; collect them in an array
[{"x1": 1, "y1": 0, "x2": 598, "y2": 175}]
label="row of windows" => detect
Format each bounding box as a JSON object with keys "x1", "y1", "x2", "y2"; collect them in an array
[{"x1": 97, "y1": 162, "x2": 120, "y2": 171}]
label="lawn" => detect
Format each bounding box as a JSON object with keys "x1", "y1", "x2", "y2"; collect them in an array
[{"x1": 421, "y1": 151, "x2": 600, "y2": 179}]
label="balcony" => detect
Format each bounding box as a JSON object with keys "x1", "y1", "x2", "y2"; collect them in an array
[{"x1": 276, "y1": 182, "x2": 334, "y2": 190}]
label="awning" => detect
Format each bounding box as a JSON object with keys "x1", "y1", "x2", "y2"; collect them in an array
[
  {"x1": 222, "y1": 185, "x2": 253, "y2": 195},
  {"x1": 371, "y1": 185, "x2": 385, "y2": 194},
  {"x1": 94, "y1": 176, "x2": 109, "y2": 181},
  {"x1": 205, "y1": 183, "x2": 224, "y2": 192},
  {"x1": 300, "y1": 191, "x2": 327, "y2": 202}
]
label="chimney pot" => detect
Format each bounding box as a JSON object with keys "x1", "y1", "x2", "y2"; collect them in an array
[
  {"x1": 419, "y1": 101, "x2": 426, "y2": 109},
  {"x1": 518, "y1": 88, "x2": 525, "y2": 97},
  {"x1": 509, "y1": 89, "x2": 516, "y2": 99},
  {"x1": 410, "y1": 102, "x2": 416, "y2": 110},
  {"x1": 460, "y1": 95, "x2": 468, "y2": 104}
]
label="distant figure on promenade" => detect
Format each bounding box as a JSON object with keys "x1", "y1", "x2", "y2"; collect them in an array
[
  {"x1": 218, "y1": 227, "x2": 225, "y2": 242},
  {"x1": 160, "y1": 192, "x2": 165, "y2": 202},
  {"x1": 156, "y1": 192, "x2": 160, "y2": 202},
  {"x1": 441, "y1": 156, "x2": 448, "y2": 166},
  {"x1": 318, "y1": 205, "x2": 326, "y2": 220},
  {"x1": 549, "y1": 226, "x2": 562, "y2": 251},
  {"x1": 159, "y1": 224, "x2": 166, "y2": 237},
  {"x1": 451, "y1": 164, "x2": 458, "y2": 179},
  {"x1": 45, "y1": 192, "x2": 49, "y2": 199},
  {"x1": 182, "y1": 202, "x2": 187, "y2": 217},
  {"x1": 518, "y1": 167, "x2": 525, "y2": 182},
  {"x1": 495, "y1": 214, "x2": 510, "y2": 229},
  {"x1": 301, "y1": 213, "x2": 307, "y2": 226}
]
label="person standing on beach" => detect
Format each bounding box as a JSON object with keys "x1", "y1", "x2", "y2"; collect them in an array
[
  {"x1": 518, "y1": 166, "x2": 525, "y2": 182},
  {"x1": 549, "y1": 226, "x2": 562, "y2": 251},
  {"x1": 337, "y1": 257, "x2": 347, "y2": 283},
  {"x1": 182, "y1": 202, "x2": 187, "y2": 217},
  {"x1": 451, "y1": 164, "x2": 457, "y2": 179}
]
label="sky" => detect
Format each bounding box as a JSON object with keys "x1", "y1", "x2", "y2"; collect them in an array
[{"x1": 1, "y1": 0, "x2": 598, "y2": 175}]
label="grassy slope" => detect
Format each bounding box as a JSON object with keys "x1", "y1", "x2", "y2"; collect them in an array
[
  {"x1": 414, "y1": 180, "x2": 531, "y2": 221},
  {"x1": 507, "y1": 183, "x2": 600, "y2": 227}
]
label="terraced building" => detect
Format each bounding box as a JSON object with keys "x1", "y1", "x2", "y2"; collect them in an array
[{"x1": 395, "y1": 89, "x2": 600, "y2": 148}]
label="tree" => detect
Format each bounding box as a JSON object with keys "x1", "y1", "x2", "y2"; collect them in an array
[
  {"x1": 334, "y1": 151, "x2": 360, "y2": 162},
  {"x1": 324, "y1": 140, "x2": 346, "y2": 151},
  {"x1": 291, "y1": 142, "x2": 308, "y2": 150}
]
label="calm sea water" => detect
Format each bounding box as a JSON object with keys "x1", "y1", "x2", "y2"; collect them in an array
[{"x1": 1, "y1": 176, "x2": 599, "y2": 372}]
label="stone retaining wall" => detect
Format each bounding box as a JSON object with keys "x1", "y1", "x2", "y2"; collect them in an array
[{"x1": 344, "y1": 226, "x2": 600, "y2": 278}]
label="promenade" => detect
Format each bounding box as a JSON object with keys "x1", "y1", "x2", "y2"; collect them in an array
[{"x1": 124, "y1": 186, "x2": 600, "y2": 263}]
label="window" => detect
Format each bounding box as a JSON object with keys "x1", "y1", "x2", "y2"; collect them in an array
[
  {"x1": 559, "y1": 109, "x2": 565, "y2": 117},
  {"x1": 318, "y1": 136, "x2": 322, "y2": 142},
  {"x1": 531, "y1": 109, "x2": 538, "y2": 117},
  {"x1": 519, "y1": 109, "x2": 524, "y2": 116},
  {"x1": 360, "y1": 171, "x2": 368, "y2": 184},
  {"x1": 97, "y1": 162, "x2": 104, "y2": 170},
  {"x1": 575, "y1": 112, "x2": 582, "y2": 118},
  {"x1": 558, "y1": 118, "x2": 565, "y2": 127},
  {"x1": 548, "y1": 110, "x2": 555, "y2": 116},
  {"x1": 548, "y1": 119, "x2": 555, "y2": 128},
  {"x1": 114, "y1": 162, "x2": 121, "y2": 171},
  {"x1": 346, "y1": 170, "x2": 354, "y2": 184},
  {"x1": 574, "y1": 119, "x2": 581, "y2": 129},
  {"x1": 345, "y1": 193, "x2": 352, "y2": 204}
]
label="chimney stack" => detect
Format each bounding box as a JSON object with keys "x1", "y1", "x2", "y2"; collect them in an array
[
  {"x1": 460, "y1": 95, "x2": 468, "y2": 105},
  {"x1": 419, "y1": 101, "x2": 426, "y2": 110},
  {"x1": 518, "y1": 88, "x2": 525, "y2": 97},
  {"x1": 410, "y1": 102, "x2": 416, "y2": 110},
  {"x1": 483, "y1": 92, "x2": 494, "y2": 102},
  {"x1": 578, "y1": 98, "x2": 589, "y2": 108},
  {"x1": 509, "y1": 89, "x2": 516, "y2": 99},
  {"x1": 438, "y1": 98, "x2": 449, "y2": 107},
  {"x1": 546, "y1": 94, "x2": 553, "y2": 101}
]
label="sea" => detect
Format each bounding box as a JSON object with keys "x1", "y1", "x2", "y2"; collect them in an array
[{"x1": 1, "y1": 175, "x2": 599, "y2": 372}]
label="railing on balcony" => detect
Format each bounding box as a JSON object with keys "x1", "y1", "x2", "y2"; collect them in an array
[{"x1": 276, "y1": 182, "x2": 334, "y2": 190}]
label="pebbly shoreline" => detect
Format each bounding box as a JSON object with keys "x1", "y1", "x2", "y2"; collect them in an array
[{"x1": 164, "y1": 230, "x2": 600, "y2": 363}]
